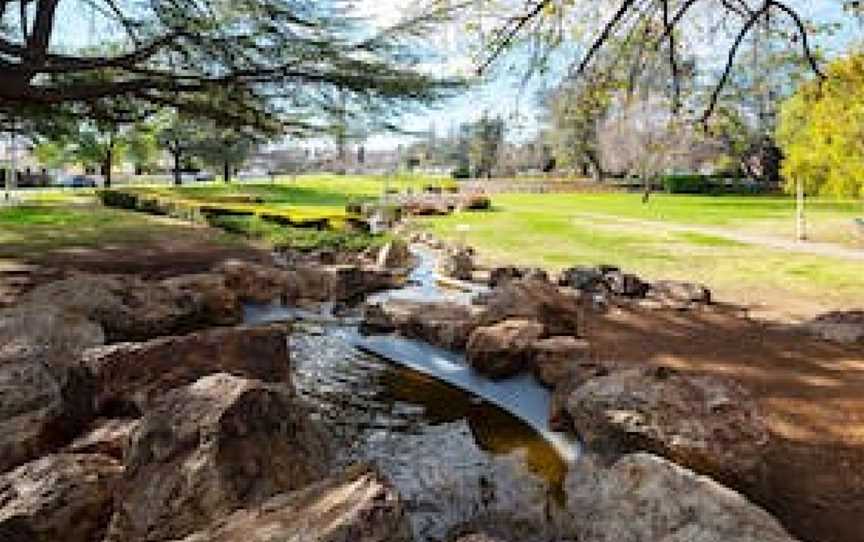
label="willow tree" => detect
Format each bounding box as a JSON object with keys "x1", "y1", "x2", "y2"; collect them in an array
[{"x1": 0, "y1": 1, "x2": 463, "y2": 134}]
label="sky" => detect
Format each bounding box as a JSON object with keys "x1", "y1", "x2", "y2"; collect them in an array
[{"x1": 18, "y1": 1, "x2": 864, "y2": 151}]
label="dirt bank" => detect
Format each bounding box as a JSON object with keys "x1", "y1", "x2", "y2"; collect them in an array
[{"x1": 584, "y1": 305, "x2": 864, "y2": 542}]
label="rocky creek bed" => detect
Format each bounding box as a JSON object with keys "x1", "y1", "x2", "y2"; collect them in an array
[{"x1": 0, "y1": 237, "x2": 818, "y2": 542}]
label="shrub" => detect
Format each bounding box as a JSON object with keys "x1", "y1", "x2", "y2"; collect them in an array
[
  {"x1": 663, "y1": 175, "x2": 709, "y2": 194},
  {"x1": 96, "y1": 189, "x2": 138, "y2": 209}
]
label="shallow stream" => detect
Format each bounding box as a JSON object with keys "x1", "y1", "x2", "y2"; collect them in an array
[{"x1": 244, "y1": 248, "x2": 577, "y2": 540}]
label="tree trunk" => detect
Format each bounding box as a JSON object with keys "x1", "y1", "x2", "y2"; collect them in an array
[
  {"x1": 223, "y1": 160, "x2": 230, "y2": 183},
  {"x1": 586, "y1": 150, "x2": 604, "y2": 182},
  {"x1": 104, "y1": 149, "x2": 112, "y2": 188},
  {"x1": 173, "y1": 150, "x2": 182, "y2": 186}
]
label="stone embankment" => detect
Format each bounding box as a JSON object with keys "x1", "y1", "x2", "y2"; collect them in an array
[
  {"x1": 358, "y1": 233, "x2": 801, "y2": 542},
  {"x1": 0, "y1": 237, "x2": 803, "y2": 542}
]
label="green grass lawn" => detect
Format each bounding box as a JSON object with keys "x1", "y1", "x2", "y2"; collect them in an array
[
  {"x1": 4, "y1": 179, "x2": 861, "y2": 317},
  {"x1": 0, "y1": 202, "x2": 242, "y2": 260},
  {"x1": 420, "y1": 192, "x2": 864, "y2": 318}
]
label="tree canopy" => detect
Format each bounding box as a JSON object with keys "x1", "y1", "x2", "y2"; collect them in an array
[
  {"x1": 0, "y1": 0, "x2": 462, "y2": 134},
  {"x1": 776, "y1": 50, "x2": 864, "y2": 198},
  {"x1": 470, "y1": 0, "x2": 861, "y2": 123}
]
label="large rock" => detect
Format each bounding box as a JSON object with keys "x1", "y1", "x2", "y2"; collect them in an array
[
  {"x1": 362, "y1": 300, "x2": 481, "y2": 351},
  {"x1": 0, "y1": 305, "x2": 101, "y2": 472},
  {"x1": 604, "y1": 270, "x2": 649, "y2": 298},
  {"x1": 218, "y1": 259, "x2": 399, "y2": 304},
  {"x1": 488, "y1": 267, "x2": 548, "y2": 288},
  {"x1": 377, "y1": 239, "x2": 412, "y2": 269},
  {"x1": 0, "y1": 453, "x2": 122, "y2": 542},
  {"x1": 565, "y1": 453, "x2": 797, "y2": 542},
  {"x1": 80, "y1": 323, "x2": 293, "y2": 414},
  {"x1": 174, "y1": 464, "x2": 412, "y2": 542},
  {"x1": 22, "y1": 273, "x2": 242, "y2": 342},
  {"x1": 159, "y1": 273, "x2": 243, "y2": 325},
  {"x1": 566, "y1": 367, "x2": 770, "y2": 491},
  {"x1": 466, "y1": 319, "x2": 545, "y2": 379},
  {"x1": 440, "y1": 247, "x2": 474, "y2": 281},
  {"x1": 65, "y1": 418, "x2": 140, "y2": 461},
  {"x1": 557, "y1": 266, "x2": 606, "y2": 292},
  {"x1": 476, "y1": 279, "x2": 580, "y2": 336},
  {"x1": 648, "y1": 280, "x2": 712, "y2": 309},
  {"x1": 530, "y1": 336, "x2": 591, "y2": 388},
  {"x1": 216, "y1": 259, "x2": 297, "y2": 304},
  {"x1": 105, "y1": 373, "x2": 330, "y2": 542}
]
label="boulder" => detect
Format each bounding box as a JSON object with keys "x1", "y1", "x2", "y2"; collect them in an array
[
  {"x1": 159, "y1": 273, "x2": 242, "y2": 325},
  {"x1": 215, "y1": 259, "x2": 297, "y2": 304},
  {"x1": 440, "y1": 247, "x2": 474, "y2": 281},
  {"x1": 565, "y1": 453, "x2": 798, "y2": 542},
  {"x1": 362, "y1": 300, "x2": 481, "y2": 351},
  {"x1": 466, "y1": 319, "x2": 545, "y2": 379},
  {"x1": 530, "y1": 336, "x2": 591, "y2": 388},
  {"x1": 566, "y1": 367, "x2": 770, "y2": 491},
  {"x1": 547, "y1": 360, "x2": 622, "y2": 432},
  {"x1": 0, "y1": 305, "x2": 101, "y2": 472},
  {"x1": 65, "y1": 418, "x2": 140, "y2": 461},
  {"x1": 293, "y1": 264, "x2": 400, "y2": 302},
  {"x1": 0, "y1": 453, "x2": 122, "y2": 542},
  {"x1": 377, "y1": 239, "x2": 412, "y2": 269},
  {"x1": 81, "y1": 323, "x2": 293, "y2": 414},
  {"x1": 174, "y1": 464, "x2": 412, "y2": 542},
  {"x1": 488, "y1": 267, "x2": 549, "y2": 288},
  {"x1": 803, "y1": 310, "x2": 864, "y2": 344},
  {"x1": 22, "y1": 273, "x2": 241, "y2": 342},
  {"x1": 604, "y1": 271, "x2": 649, "y2": 298},
  {"x1": 488, "y1": 266, "x2": 523, "y2": 289},
  {"x1": 105, "y1": 373, "x2": 330, "y2": 542},
  {"x1": 557, "y1": 266, "x2": 606, "y2": 292},
  {"x1": 477, "y1": 279, "x2": 580, "y2": 336},
  {"x1": 649, "y1": 280, "x2": 712, "y2": 308}
]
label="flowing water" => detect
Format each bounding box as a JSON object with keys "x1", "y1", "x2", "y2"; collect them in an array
[{"x1": 244, "y1": 248, "x2": 578, "y2": 540}]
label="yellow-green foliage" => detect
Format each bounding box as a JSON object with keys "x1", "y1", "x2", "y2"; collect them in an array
[{"x1": 777, "y1": 52, "x2": 864, "y2": 198}]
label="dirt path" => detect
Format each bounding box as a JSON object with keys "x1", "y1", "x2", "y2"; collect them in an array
[
  {"x1": 573, "y1": 212, "x2": 864, "y2": 261},
  {"x1": 584, "y1": 304, "x2": 864, "y2": 542}
]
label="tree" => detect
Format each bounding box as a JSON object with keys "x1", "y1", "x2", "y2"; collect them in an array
[
  {"x1": 470, "y1": 112, "x2": 505, "y2": 178},
  {"x1": 157, "y1": 114, "x2": 202, "y2": 186},
  {"x1": 194, "y1": 129, "x2": 256, "y2": 183},
  {"x1": 468, "y1": 0, "x2": 855, "y2": 124},
  {"x1": 0, "y1": 1, "x2": 463, "y2": 134},
  {"x1": 776, "y1": 51, "x2": 864, "y2": 198},
  {"x1": 73, "y1": 123, "x2": 127, "y2": 187},
  {"x1": 126, "y1": 122, "x2": 160, "y2": 175}
]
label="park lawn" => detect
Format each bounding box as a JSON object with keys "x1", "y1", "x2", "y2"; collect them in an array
[
  {"x1": 420, "y1": 192, "x2": 864, "y2": 318},
  {"x1": 109, "y1": 173, "x2": 450, "y2": 227},
  {"x1": 477, "y1": 192, "x2": 863, "y2": 247},
  {"x1": 0, "y1": 201, "x2": 243, "y2": 261}
]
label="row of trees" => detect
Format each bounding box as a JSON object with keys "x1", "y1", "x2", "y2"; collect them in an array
[{"x1": 31, "y1": 111, "x2": 255, "y2": 186}]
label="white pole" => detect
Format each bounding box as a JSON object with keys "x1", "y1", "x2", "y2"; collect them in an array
[{"x1": 796, "y1": 176, "x2": 807, "y2": 241}]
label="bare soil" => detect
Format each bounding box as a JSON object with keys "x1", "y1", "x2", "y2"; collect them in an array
[{"x1": 584, "y1": 303, "x2": 864, "y2": 542}]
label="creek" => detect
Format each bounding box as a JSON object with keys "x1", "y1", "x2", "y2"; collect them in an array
[{"x1": 244, "y1": 247, "x2": 578, "y2": 540}]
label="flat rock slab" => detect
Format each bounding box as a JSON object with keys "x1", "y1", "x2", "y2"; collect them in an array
[
  {"x1": 81, "y1": 322, "x2": 293, "y2": 414},
  {"x1": 105, "y1": 373, "x2": 331, "y2": 542},
  {"x1": 174, "y1": 464, "x2": 412, "y2": 542},
  {"x1": 0, "y1": 453, "x2": 122, "y2": 542},
  {"x1": 565, "y1": 453, "x2": 798, "y2": 542},
  {"x1": 567, "y1": 366, "x2": 770, "y2": 492}
]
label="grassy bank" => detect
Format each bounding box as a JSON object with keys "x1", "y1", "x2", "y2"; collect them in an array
[{"x1": 419, "y1": 192, "x2": 864, "y2": 318}]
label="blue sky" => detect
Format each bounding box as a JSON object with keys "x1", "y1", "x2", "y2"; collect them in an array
[{"x1": 21, "y1": 1, "x2": 864, "y2": 149}]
